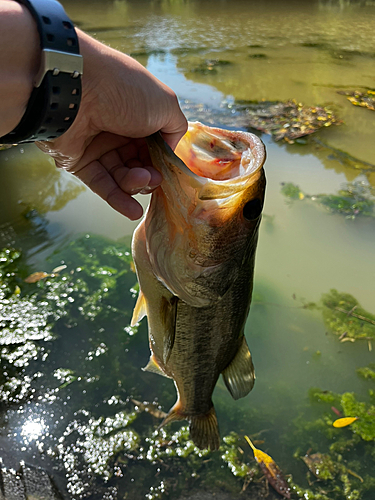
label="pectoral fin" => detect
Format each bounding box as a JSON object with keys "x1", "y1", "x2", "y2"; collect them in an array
[
  {"x1": 160, "y1": 296, "x2": 178, "y2": 364},
  {"x1": 131, "y1": 290, "x2": 147, "y2": 327},
  {"x1": 142, "y1": 354, "x2": 170, "y2": 378},
  {"x1": 222, "y1": 336, "x2": 255, "y2": 400}
]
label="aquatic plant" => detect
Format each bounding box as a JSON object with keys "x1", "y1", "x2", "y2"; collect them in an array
[
  {"x1": 321, "y1": 289, "x2": 375, "y2": 341},
  {"x1": 280, "y1": 181, "x2": 375, "y2": 218}
]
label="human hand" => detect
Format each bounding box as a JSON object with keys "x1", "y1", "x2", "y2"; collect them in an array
[{"x1": 37, "y1": 30, "x2": 187, "y2": 220}]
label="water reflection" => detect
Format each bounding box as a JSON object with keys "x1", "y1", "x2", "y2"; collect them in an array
[{"x1": 21, "y1": 417, "x2": 47, "y2": 445}]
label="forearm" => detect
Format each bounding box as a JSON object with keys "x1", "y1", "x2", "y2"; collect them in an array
[{"x1": 0, "y1": 0, "x2": 40, "y2": 136}]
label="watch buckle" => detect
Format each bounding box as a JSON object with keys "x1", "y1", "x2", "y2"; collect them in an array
[{"x1": 34, "y1": 49, "x2": 83, "y2": 88}]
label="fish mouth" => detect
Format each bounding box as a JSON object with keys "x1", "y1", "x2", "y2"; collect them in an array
[
  {"x1": 146, "y1": 122, "x2": 266, "y2": 203},
  {"x1": 175, "y1": 122, "x2": 265, "y2": 183}
]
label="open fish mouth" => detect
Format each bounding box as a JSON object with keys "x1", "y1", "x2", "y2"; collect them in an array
[
  {"x1": 147, "y1": 122, "x2": 265, "y2": 196},
  {"x1": 175, "y1": 122, "x2": 265, "y2": 182}
]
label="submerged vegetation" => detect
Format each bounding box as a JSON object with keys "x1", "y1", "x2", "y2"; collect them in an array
[
  {"x1": 281, "y1": 181, "x2": 375, "y2": 218},
  {"x1": 1, "y1": 235, "x2": 375, "y2": 499}
]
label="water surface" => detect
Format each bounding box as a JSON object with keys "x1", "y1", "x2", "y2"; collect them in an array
[{"x1": 0, "y1": 1, "x2": 374, "y2": 499}]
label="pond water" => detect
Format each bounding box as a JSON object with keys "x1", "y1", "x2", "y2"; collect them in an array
[{"x1": 1, "y1": 1, "x2": 375, "y2": 499}]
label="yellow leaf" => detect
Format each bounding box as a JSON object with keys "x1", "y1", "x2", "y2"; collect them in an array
[
  {"x1": 14, "y1": 285, "x2": 21, "y2": 295},
  {"x1": 333, "y1": 417, "x2": 358, "y2": 428},
  {"x1": 244, "y1": 435, "x2": 291, "y2": 498},
  {"x1": 298, "y1": 192, "x2": 305, "y2": 200},
  {"x1": 24, "y1": 272, "x2": 50, "y2": 283}
]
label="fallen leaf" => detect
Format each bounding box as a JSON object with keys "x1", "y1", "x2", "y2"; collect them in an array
[
  {"x1": 333, "y1": 417, "x2": 358, "y2": 428},
  {"x1": 244, "y1": 435, "x2": 291, "y2": 498},
  {"x1": 24, "y1": 272, "x2": 50, "y2": 283}
]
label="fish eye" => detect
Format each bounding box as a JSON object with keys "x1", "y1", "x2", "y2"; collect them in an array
[{"x1": 243, "y1": 199, "x2": 263, "y2": 221}]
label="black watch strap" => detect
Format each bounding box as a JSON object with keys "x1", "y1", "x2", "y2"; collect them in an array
[{"x1": 0, "y1": 0, "x2": 83, "y2": 145}]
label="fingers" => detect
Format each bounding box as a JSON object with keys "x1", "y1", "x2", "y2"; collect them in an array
[
  {"x1": 74, "y1": 159, "x2": 145, "y2": 220},
  {"x1": 70, "y1": 141, "x2": 163, "y2": 220},
  {"x1": 160, "y1": 93, "x2": 188, "y2": 150}
]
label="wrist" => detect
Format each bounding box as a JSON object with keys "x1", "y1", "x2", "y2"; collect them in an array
[
  {"x1": 0, "y1": 0, "x2": 83, "y2": 144},
  {"x1": 0, "y1": 1, "x2": 40, "y2": 136}
]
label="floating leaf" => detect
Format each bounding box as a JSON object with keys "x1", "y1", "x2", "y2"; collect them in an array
[
  {"x1": 338, "y1": 90, "x2": 375, "y2": 111},
  {"x1": 24, "y1": 272, "x2": 50, "y2": 283},
  {"x1": 333, "y1": 417, "x2": 358, "y2": 428},
  {"x1": 244, "y1": 435, "x2": 291, "y2": 498},
  {"x1": 235, "y1": 99, "x2": 341, "y2": 143}
]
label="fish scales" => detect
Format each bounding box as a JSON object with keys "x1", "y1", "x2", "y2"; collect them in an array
[{"x1": 131, "y1": 122, "x2": 266, "y2": 450}]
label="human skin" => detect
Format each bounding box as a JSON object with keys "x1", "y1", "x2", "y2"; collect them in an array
[{"x1": 0, "y1": 1, "x2": 188, "y2": 220}]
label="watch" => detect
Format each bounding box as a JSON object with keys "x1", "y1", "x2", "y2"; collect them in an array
[{"x1": 0, "y1": 0, "x2": 83, "y2": 145}]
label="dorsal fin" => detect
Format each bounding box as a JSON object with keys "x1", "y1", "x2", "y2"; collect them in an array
[
  {"x1": 131, "y1": 290, "x2": 147, "y2": 327},
  {"x1": 222, "y1": 336, "x2": 255, "y2": 400}
]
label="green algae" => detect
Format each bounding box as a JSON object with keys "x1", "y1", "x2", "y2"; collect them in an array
[
  {"x1": 280, "y1": 181, "x2": 375, "y2": 218},
  {"x1": 280, "y1": 182, "x2": 305, "y2": 200},
  {"x1": 321, "y1": 289, "x2": 375, "y2": 341},
  {"x1": 357, "y1": 365, "x2": 375, "y2": 380}
]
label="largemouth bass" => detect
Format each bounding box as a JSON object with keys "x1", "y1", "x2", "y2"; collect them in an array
[{"x1": 131, "y1": 122, "x2": 266, "y2": 450}]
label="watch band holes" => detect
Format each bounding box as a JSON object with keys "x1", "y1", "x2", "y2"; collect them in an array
[
  {"x1": 62, "y1": 21, "x2": 73, "y2": 30},
  {"x1": 42, "y1": 16, "x2": 51, "y2": 24},
  {"x1": 52, "y1": 87, "x2": 60, "y2": 95},
  {"x1": 71, "y1": 88, "x2": 80, "y2": 95},
  {"x1": 48, "y1": 136, "x2": 57, "y2": 139},
  {"x1": 47, "y1": 34, "x2": 55, "y2": 42},
  {"x1": 38, "y1": 128, "x2": 47, "y2": 134},
  {"x1": 64, "y1": 117, "x2": 72, "y2": 122},
  {"x1": 67, "y1": 38, "x2": 76, "y2": 47},
  {"x1": 69, "y1": 103, "x2": 77, "y2": 110},
  {"x1": 45, "y1": 117, "x2": 53, "y2": 124},
  {"x1": 56, "y1": 128, "x2": 66, "y2": 134},
  {"x1": 50, "y1": 103, "x2": 59, "y2": 110}
]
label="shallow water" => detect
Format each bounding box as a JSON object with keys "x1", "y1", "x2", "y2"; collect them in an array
[{"x1": 1, "y1": 1, "x2": 375, "y2": 499}]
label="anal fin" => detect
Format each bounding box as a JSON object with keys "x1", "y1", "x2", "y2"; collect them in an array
[
  {"x1": 131, "y1": 290, "x2": 147, "y2": 327},
  {"x1": 222, "y1": 336, "x2": 255, "y2": 400}
]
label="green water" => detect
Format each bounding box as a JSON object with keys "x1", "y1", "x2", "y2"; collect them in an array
[{"x1": 1, "y1": 1, "x2": 375, "y2": 499}]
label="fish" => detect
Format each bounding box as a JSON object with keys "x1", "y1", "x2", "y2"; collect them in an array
[{"x1": 131, "y1": 121, "x2": 266, "y2": 450}]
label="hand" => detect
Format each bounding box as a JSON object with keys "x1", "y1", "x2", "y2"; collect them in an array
[{"x1": 37, "y1": 30, "x2": 187, "y2": 220}]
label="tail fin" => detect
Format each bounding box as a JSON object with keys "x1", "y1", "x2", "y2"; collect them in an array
[
  {"x1": 189, "y1": 406, "x2": 220, "y2": 451},
  {"x1": 159, "y1": 402, "x2": 220, "y2": 451}
]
